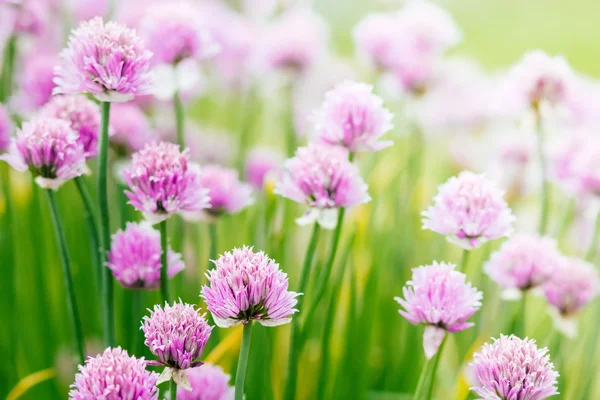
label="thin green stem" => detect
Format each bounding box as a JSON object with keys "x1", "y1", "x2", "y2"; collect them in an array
[
  {"x1": 513, "y1": 291, "x2": 527, "y2": 337},
  {"x1": 285, "y1": 223, "x2": 321, "y2": 400},
  {"x1": 556, "y1": 198, "x2": 576, "y2": 238},
  {"x1": 170, "y1": 379, "x2": 177, "y2": 400},
  {"x1": 131, "y1": 290, "x2": 142, "y2": 355},
  {"x1": 424, "y1": 337, "x2": 447, "y2": 400},
  {"x1": 174, "y1": 91, "x2": 185, "y2": 148},
  {"x1": 585, "y1": 210, "x2": 600, "y2": 262},
  {"x1": 413, "y1": 357, "x2": 432, "y2": 400},
  {"x1": 457, "y1": 249, "x2": 470, "y2": 273},
  {"x1": 74, "y1": 176, "x2": 101, "y2": 293},
  {"x1": 45, "y1": 190, "x2": 85, "y2": 365},
  {"x1": 235, "y1": 321, "x2": 253, "y2": 400},
  {"x1": 159, "y1": 219, "x2": 169, "y2": 303},
  {"x1": 98, "y1": 101, "x2": 114, "y2": 346},
  {"x1": 283, "y1": 84, "x2": 296, "y2": 157},
  {"x1": 208, "y1": 222, "x2": 218, "y2": 271},
  {"x1": 536, "y1": 112, "x2": 550, "y2": 235},
  {"x1": 0, "y1": 35, "x2": 16, "y2": 102}
]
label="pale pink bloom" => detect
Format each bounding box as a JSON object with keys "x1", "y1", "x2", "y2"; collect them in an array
[
  {"x1": 109, "y1": 103, "x2": 155, "y2": 155},
  {"x1": 353, "y1": 11, "x2": 403, "y2": 71},
  {"x1": 199, "y1": 165, "x2": 253, "y2": 217},
  {"x1": 178, "y1": 364, "x2": 234, "y2": 400},
  {"x1": 17, "y1": 51, "x2": 58, "y2": 110},
  {"x1": 202, "y1": 246, "x2": 300, "y2": 328},
  {"x1": 0, "y1": 105, "x2": 12, "y2": 152},
  {"x1": 245, "y1": 147, "x2": 283, "y2": 190},
  {"x1": 422, "y1": 171, "x2": 515, "y2": 249},
  {"x1": 470, "y1": 335, "x2": 559, "y2": 400},
  {"x1": 311, "y1": 80, "x2": 393, "y2": 153},
  {"x1": 395, "y1": 261, "x2": 482, "y2": 359},
  {"x1": 69, "y1": 0, "x2": 109, "y2": 23}
]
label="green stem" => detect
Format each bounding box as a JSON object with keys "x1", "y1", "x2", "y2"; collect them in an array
[
  {"x1": 174, "y1": 91, "x2": 185, "y2": 148},
  {"x1": 235, "y1": 321, "x2": 253, "y2": 400},
  {"x1": 513, "y1": 291, "x2": 527, "y2": 337},
  {"x1": 45, "y1": 190, "x2": 85, "y2": 365},
  {"x1": 585, "y1": 210, "x2": 600, "y2": 262},
  {"x1": 74, "y1": 176, "x2": 101, "y2": 294},
  {"x1": 457, "y1": 249, "x2": 470, "y2": 273},
  {"x1": 556, "y1": 198, "x2": 576, "y2": 238},
  {"x1": 424, "y1": 337, "x2": 447, "y2": 400},
  {"x1": 0, "y1": 35, "x2": 16, "y2": 102},
  {"x1": 170, "y1": 379, "x2": 177, "y2": 400},
  {"x1": 208, "y1": 222, "x2": 218, "y2": 271},
  {"x1": 285, "y1": 223, "x2": 321, "y2": 400},
  {"x1": 131, "y1": 290, "x2": 142, "y2": 355},
  {"x1": 159, "y1": 219, "x2": 169, "y2": 303},
  {"x1": 98, "y1": 101, "x2": 114, "y2": 346},
  {"x1": 413, "y1": 357, "x2": 432, "y2": 400},
  {"x1": 536, "y1": 112, "x2": 550, "y2": 235},
  {"x1": 284, "y1": 84, "x2": 296, "y2": 157}
]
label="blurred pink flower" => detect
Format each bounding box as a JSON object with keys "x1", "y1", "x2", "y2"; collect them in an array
[
  {"x1": 202, "y1": 246, "x2": 300, "y2": 328},
  {"x1": 245, "y1": 147, "x2": 283, "y2": 190},
  {"x1": 353, "y1": 11, "x2": 403, "y2": 71},
  {"x1": 470, "y1": 335, "x2": 559, "y2": 400},
  {"x1": 198, "y1": 165, "x2": 253, "y2": 217},
  {"x1": 422, "y1": 171, "x2": 515, "y2": 249},
  {"x1": 16, "y1": 51, "x2": 57, "y2": 110},
  {"x1": 109, "y1": 103, "x2": 155, "y2": 156},
  {"x1": 395, "y1": 261, "x2": 482, "y2": 359},
  {"x1": 178, "y1": 364, "x2": 234, "y2": 400},
  {"x1": 0, "y1": 105, "x2": 12, "y2": 152},
  {"x1": 69, "y1": 0, "x2": 109, "y2": 23},
  {"x1": 107, "y1": 221, "x2": 184, "y2": 290}
]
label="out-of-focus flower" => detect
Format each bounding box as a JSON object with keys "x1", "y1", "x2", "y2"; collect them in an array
[
  {"x1": 16, "y1": 51, "x2": 57, "y2": 110},
  {"x1": 54, "y1": 17, "x2": 153, "y2": 102},
  {"x1": 0, "y1": 105, "x2": 12, "y2": 152},
  {"x1": 484, "y1": 234, "x2": 561, "y2": 299},
  {"x1": 252, "y1": 7, "x2": 329, "y2": 76},
  {"x1": 202, "y1": 246, "x2": 300, "y2": 328},
  {"x1": 107, "y1": 221, "x2": 184, "y2": 290},
  {"x1": 395, "y1": 261, "x2": 482, "y2": 359},
  {"x1": 142, "y1": 301, "x2": 213, "y2": 390},
  {"x1": 422, "y1": 171, "x2": 515, "y2": 249},
  {"x1": 544, "y1": 256, "x2": 600, "y2": 338},
  {"x1": 353, "y1": 11, "x2": 403, "y2": 71},
  {"x1": 109, "y1": 103, "x2": 154, "y2": 156},
  {"x1": 69, "y1": 347, "x2": 159, "y2": 400},
  {"x1": 2, "y1": 0, "x2": 49, "y2": 36},
  {"x1": 39, "y1": 95, "x2": 100, "y2": 159},
  {"x1": 178, "y1": 364, "x2": 234, "y2": 400},
  {"x1": 311, "y1": 80, "x2": 393, "y2": 153},
  {"x1": 123, "y1": 141, "x2": 210, "y2": 223},
  {"x1": 245, "y1": 147, "x2": 283, "y2": 190},
  {"x1": 470, "y1": 335, "x2": 559, "y2": 400},
  {"x1": 0, "y1": 118, "x2": 87, "y2": 190},
  {"x1": 69, "y1": 0, "x2": 109, "y2": 23},
  {"x1": 198, "y1": 165, "x2": 253, "y2": 218},
  {"x1": 566, "y1": 138, "x2": 600, "y2": 196},
  {"x1": 275, "y1": 144, "x2": 371, "y2": 229}
]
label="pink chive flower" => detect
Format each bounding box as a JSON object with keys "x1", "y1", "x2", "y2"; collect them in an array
[
  {"x1": 252, "y1": 7, "x2": 329, "y2": 75},
  {"x1": 543, "y1": 257, "x2": 600, "y2": 338},
  {"x1": 123, "y1": 141, "x2": 210, "y2": 223},
  {"x1": 107, "y1": 222, "x2": 184, "y2": 290},
  {"x1": 199, "y1": 165, "x2": 253, "y2": 218},
  {"x1": 202, "y1": 246, "x2": 300, "y2": 328},
  {"x1": 484, "y1": 234, "x2": 561, "y2": 299},
  {"x1": 275, "y1": 145, "x2": 371, "y2": 229},
  {"x1": 0, "y1": 118, "x2": 87, "y2": 190},
  {"x1": 311, "y1": 80, "x2": 393, "y2": 153},
  {"x1": 395, "y1": 261, "x2": 482, "y2": 359},
  {"x1": 352, "y1": 11, "x2": 403, "y2": 71},
  {"x1": 0, "y1": 105, "x2": 12, "y2": 153},
  {"x1": 470, "y1": 335, "x2": 559, "y2": 400},
  {"x1": 69, "y1": 347, "x2": 159, "y2": 400},
  {"x1": 142, "y1": 301, "x2": 213, "y2": 390},
  {"x1": 18, "y1": 51, "x2": 57, "y2": 109},
  {"x1": 178, "y1": 364, "x2": 234, "y2": 400},
  {"x1": 54, "y1": 17, "x2": 153, "y2": 103},
  {"x1": 422, "y1": 171, "x2": 515, "y2": 250},
  {"x1": 140, "y1": 0, "x2": 219, "y2": 65},
  {"x1": 245, "y1": 147, "x2": 283, "y2": 190},
  {"x1": 566, "y1": 139, "x2": 600, "y2": 196},
  {"x1": 3, "y1": 0, "x2": 49, "y2": 36},
  {"x1": 39, "y1": 95, "x2": 101, "y2": 159},
  {"x1": 109, "y1": 103, "x2": 154, "y2": 156}
]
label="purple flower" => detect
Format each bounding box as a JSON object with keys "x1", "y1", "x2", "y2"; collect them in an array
[
  {"x1": 470, "y1": 335, "x2": 559, "y2": 400},
  {"x1": 142, "y1": 301, "x2": 213, "y2": 390},
  {"x1": 311, "y1": 80, "x2": 393, "y2": 153},
  {"x1": 245, "y1": 147, "x2": 283, "y2": 190},
  {"x1": 109, "y1": 103, "x2": 154, "y2": 156},
  {"x1": 275, "y1": 144, "x2": 371, "y2": 229},
  {"x1": 140, "y1": 0, "x2": 219, "y2": 65},
  {"x1": 543, "y1": 256, "x2": 600, "y2": 338},
  {"x1": 201, "y1": 246, "x2": 300, "y2": 328},
  {"x1": 107, "y1": 222, "x2": 184, "y2": 290},
  {"x1": 484, "y1": 234, "x2": 561, "y2": 299},
  {"x1": 69, "y1": 346, "x2": 159, "y2": 400},
  {"x1": 39, "y1": 95, "x2": 101, "y2": 159},
  {"x1": 422, "y1": 171, "x2": 515, "y2": 249},
  {"x1": 178, "y1": 364, "x2": 234, "y2": 400},
  {"x1": 0, "y1": 118, "x2": 87, "y2": 190},
  {"x1": 198, "y1": 165, "x2": 253, "y2": 218},
  {"x1": 123, "y1": 141, "x2": 210, "y2": 223},
  {"x1": 0, "y1": 105, "x2": 12, "y2": 153},
  {"x1": 54, "y1": 17, "x2": 153, "y2": 102},
  {"x1": 395, "y1": 261, "x2": 482, "y2": 359}
]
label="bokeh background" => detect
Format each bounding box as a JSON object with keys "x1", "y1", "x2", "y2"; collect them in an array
[{"x1": 1, "y1": 0, "x2": 599, "y2": 399}]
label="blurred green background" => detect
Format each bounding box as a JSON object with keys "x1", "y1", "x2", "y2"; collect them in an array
[{"x1": 1, "y1": 1, "x2": 599, "y2": 399}]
